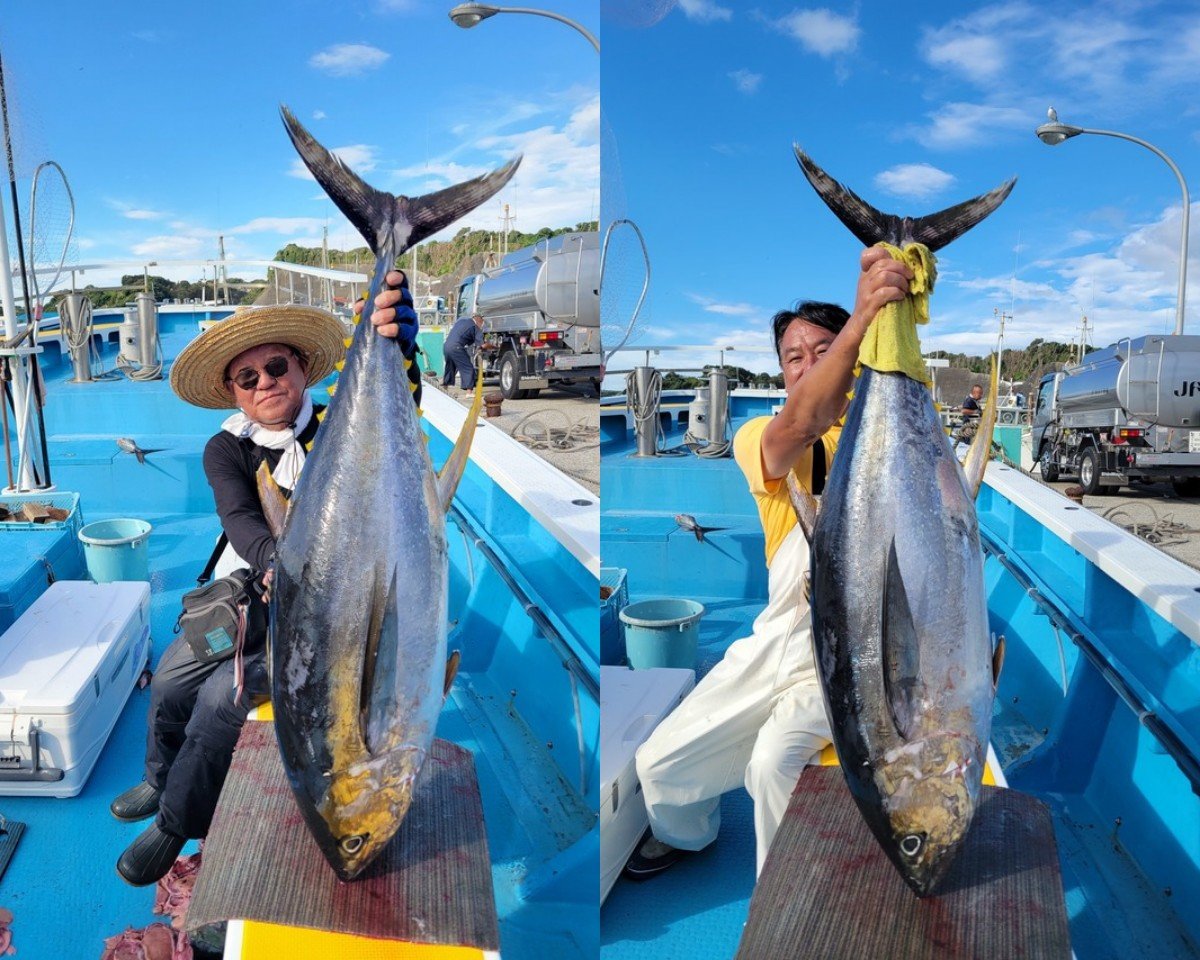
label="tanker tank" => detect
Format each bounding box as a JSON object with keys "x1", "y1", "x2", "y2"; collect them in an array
[
  {"x1": 473, "y1": 232, "x2": 599, "y2": 328},
  {"x1": 1057, "y1": 334, "x2": 1200, "y2": 428}
]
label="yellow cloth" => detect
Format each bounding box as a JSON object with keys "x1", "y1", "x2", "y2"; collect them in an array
[
  {"x1": 239, "y1": 922, "x2": 489, "y2": 959},
  {"x1": 733, "y1": 416, "x2": 840, "y2": 567},
  {"x1": 857, "y1": 242, "x2": 936, "y2": 386}
]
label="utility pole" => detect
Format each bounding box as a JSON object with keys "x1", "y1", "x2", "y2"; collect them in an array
[
  {"x1": 1078, "y1": 314, "x2": 1091, "y2": 363},
  {"x1": 218, "y1": 235, "x2": 230, "y2": 304},
  {"x1": 994, "y1": 308, "x2": 1010, "y2": 392},
  {"x1": 322, "y1": 225, "x2": 331, "y2": 309},
  {"x1": 499, "y1": 203, "x2": 516, "y2": 256}
]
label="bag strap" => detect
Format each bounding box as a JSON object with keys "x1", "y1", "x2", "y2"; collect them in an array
[{"x1": 197, "y1": 533, "x2": 229, "y2": 585}]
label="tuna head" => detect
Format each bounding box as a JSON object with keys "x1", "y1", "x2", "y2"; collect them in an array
[
  {"x1": 871, "y1": 732, "x2": 986, "y2": 896},
  {"x1": 315, "y1": 748, "x2": 425, "y2": 881}
]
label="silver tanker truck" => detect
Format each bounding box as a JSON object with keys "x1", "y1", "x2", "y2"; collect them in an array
[
  {"x1": 1032, "y1": 334, "x2": 1200, "y2": 496},
  {"x1": 455, "y1": 231, "x2": 601, "y2": 399}
]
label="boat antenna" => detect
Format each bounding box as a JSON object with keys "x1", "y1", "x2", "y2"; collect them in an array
[{"x1": 0, "y1": 47, "x2": 50, "y2": 488}]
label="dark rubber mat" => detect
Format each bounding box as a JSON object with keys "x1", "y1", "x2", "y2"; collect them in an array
[
  {"x1": 737, "y1": 766, "x2": 1070, "y2": 960},
  {"x1": 186, "y1": 722, "x2": 499, "y2": 951},
  {"x1": 0, "y1": 819, "x2": 24, "y2": 881}
]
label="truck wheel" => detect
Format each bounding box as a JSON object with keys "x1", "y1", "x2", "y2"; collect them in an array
[
  {"x1": 1078, "y1": 446, "x2": 1102, "y2": 495},
  {"x1": 1038, "y1": 445, "x2": 1059, "y2": 482},
  {"x1": 1172, "y1": 477, "x2": 1200, "y2": 498},
  {"x1": 499, "y1": 352, "x2": 527, "y2": 400}
]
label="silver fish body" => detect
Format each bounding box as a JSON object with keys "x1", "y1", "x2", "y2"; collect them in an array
[
  {"x1": 270, "y1": 107, "x2": 518, "y2": 880},
  {"x1": 811, "y1": 366, "x2": 993, "y2": 895}
]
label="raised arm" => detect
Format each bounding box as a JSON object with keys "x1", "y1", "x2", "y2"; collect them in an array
[{"x1": 760, "y1": 247, "x2": 912, "y2": 480}]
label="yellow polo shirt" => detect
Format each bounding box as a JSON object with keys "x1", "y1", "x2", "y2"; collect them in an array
[{"x1": 733, "y1": 416, "x2": 841, "y2": 567}]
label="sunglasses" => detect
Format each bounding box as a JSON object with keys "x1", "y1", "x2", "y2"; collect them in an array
[{"x1": 227, "y1": 355, "x2": 294, "y2": 391}]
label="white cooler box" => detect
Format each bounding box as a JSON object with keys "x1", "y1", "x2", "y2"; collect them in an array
[
  {"x1": 0, "y1": 580, "x2": 152, "y2": 797},
  {"x1": 600, "y1": 664, "x2": 695, "y2": 903}
]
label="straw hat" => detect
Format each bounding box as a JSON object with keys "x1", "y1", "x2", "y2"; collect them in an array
[{"x1": 170, "y1": 305, "x2": 348, "y2": 409}]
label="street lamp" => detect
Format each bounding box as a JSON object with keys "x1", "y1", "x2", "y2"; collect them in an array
[
  {"x1": 1036, "y1": 106, "x2": 1191, "y2": 335},
  {"x1": 448, "y1": 4, "x2": 600, "y2": 53}
]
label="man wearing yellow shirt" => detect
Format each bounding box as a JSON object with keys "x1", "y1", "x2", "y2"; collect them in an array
[{"x1": 626, "y1": 248, "x2": 913, "y2": 879}]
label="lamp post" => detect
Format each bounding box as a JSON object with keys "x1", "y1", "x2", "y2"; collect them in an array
[
  {"x1": 448, "y1": 3, "x2": 599, "y2": 53},
  {"x1": 1036, "y1": 107, "x2": 1190, "y2": 335}
]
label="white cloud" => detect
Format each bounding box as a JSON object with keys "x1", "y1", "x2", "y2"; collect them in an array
[
  {"x1": 906, "y1": 102, "x2": 1030, "y2": 149},
  {"x1": 288, "y1": 144, "x2": 379, "y2": 180},
  {"x1": 392, "y1": 160, "x2": 490, "y2": 184},
  {"x1": 375, "y1": 0, "x2": 418, "y2": 10},
  {"x1": 921, "y1": 34, "x2": 1006, "y2": 84},
  {"x1": 686, "y1": 293, "x2": 760, "y2": 317},
  {"x1": 313, "y1": 110, "x2": 327, "y2": 121},
  {"x1": 729, "y1": 69, "x2": 763, "y2": 95},
  {"x1": 227, "y1": 217, "x2": 328, "y2": 236},
  {"x1": 774, "y1": 8, "x2": 859, "y2": 57},
  {"x1": 874, "y1": 163, "x2": 956, "y2": 200},
  {"x1": 123, "y1": 209, "x2": 164, "y2": 221},
  {"x1": 677, "y1": 0, "x2": 732, "y2": 24},
  {"x1": 131, "y1": 235, "x2": 209, "y2": 258},
  {"x1": 309, "y1": 44, "x2": 390, "y2": 77}
]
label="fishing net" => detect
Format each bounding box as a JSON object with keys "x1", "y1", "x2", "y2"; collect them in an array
[
  {"x1": 26, "y1": 160, "x2": 75, "y2": 314},
  {"x1": 599, "y1": 110, "x2": 651, "y2": 372},
  {"x1": 601, "y1": 0, "x2": 676, "y2": 28}
]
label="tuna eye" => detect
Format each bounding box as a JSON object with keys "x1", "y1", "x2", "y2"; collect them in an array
[
  {"x1": 340, "y1": 833, "x2": 369, "y2": 855},
  {"x1": 900, "y1": 833, "x2": 925, "y2": 858}
]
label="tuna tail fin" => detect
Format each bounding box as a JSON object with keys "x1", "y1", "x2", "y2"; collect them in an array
[
  {"x1": 281, "y1": 105, "x2": 521, "y2": 256},
  {"x1": 962, "y1": 360, "x2": 999, "y2": 499},
  {"x1": 436, "y1": 356, "x2": 486, "y2": 512},
  {"x1": 793, "y1": 147, "x2": 1015, "y2": 251}
]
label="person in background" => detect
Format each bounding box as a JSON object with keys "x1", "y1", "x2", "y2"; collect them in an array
[{"x1": 443, "y1": 311, "x2": 485, "y2": 390}]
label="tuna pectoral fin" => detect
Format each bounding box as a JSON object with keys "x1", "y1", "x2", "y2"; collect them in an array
[
  {"x1": 255, "y1": 462, "x2": 289, "y2": 540},
  {"x1": 281, "y1": 105, "x2": 520, "y2": 255},
  {"x1": 436, "y1": 363, "x2": 486, "y2": 512},
  {"x1": 360, "y1": 565, "x2": 402, "y2": 755},
  {"x1": 443, "y1": 650, "x2": 461, "y2": 700},
  {"x1": 962, "y1": 361, "x2": 1000, "y2": 499},
  {"x1": 794, "y1": 146, "x2": 1015, "y2": 252},
  {"x1": 785, "y1": 471, "x2": 820, "y2": 543},
  {"x1": 882, "y1": 540, "x2": 921, "y2": 741},
  {"x1": 992, "y1": 634, "x2": 1006, "y2": 691}
]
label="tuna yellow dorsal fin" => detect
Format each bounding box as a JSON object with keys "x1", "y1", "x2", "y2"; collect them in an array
[
  {"x1": 435, "y1": 357, "x2": 485, "y2": 512},
  {"x1": 785, "y1": 469, "x2": 820, "y2": 544},
  {"x1": 962, "y1": 359, "x2": 999, "y2": 499},
  {"x1": 443, "y1": 650, "x2": 461, "y2": 699},
  {"x1": 255, "y1": 461, "x2": 289, "y2": 540}
]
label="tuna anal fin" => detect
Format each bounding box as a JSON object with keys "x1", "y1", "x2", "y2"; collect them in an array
[
  {"x1": 785, "y1": 470, "x2": 820, "y2": 544},
  {"x1": 443, "y1": 650, "x2": 461, "y2": 699},
  {"x1": 992, "y1": 633, "x2": 1006, "y2": 691},
  {"x1": 882, "y1": 540, "x2": 921, "y2": 742},
  {"x1": 436, "y1": 359, "x2": 486, "y2": 511},
  {"x1": 962, "y1": 360, "x2": 999, "y2": 498},
  {"x1": 255, "y1": 462, "x2": 290, "y2": 540}
]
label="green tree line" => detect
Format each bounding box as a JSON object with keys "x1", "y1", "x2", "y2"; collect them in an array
[
  {"x1": 926, "y1": 338, "x2": 1078, "y2": 383},
  {"x1": 275, "y1": 221, "x2": 599, "y2": 278}
]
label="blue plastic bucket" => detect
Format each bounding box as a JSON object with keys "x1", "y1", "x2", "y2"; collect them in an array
[
  {"x1": 78, "y1": 519, "x2": 153, "y2": 583},
  {"x1": 620, "y1": 598, "x2": 705, "y2": 670}
]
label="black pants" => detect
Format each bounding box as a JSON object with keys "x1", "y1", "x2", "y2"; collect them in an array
[
  {"x1": 143, "y1": 634, "x2": 269, "y2": 839},
  {"x1": 442, "y1": 343, "x2": 476, "y2": 389}
]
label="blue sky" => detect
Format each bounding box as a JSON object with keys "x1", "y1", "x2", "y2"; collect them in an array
[
  {"x1": 0, "y1": 0, "x2": 598, "y2": 291},
  {"x1": 601, "y1": 0, "x2": 1200, "y2": 377}
]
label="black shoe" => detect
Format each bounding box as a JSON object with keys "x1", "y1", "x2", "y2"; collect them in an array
[
  {"x1": 110, "y1": 782, "x2": 162, "y2": 822},
  {"x1": 117, "y1": 823, "x2": 186, "y2": 886},
  {"x1": 622, "y1": 829, "x2": 695, "y2": 880}
]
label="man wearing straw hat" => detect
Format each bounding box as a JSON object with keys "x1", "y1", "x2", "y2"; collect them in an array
[{"x1": 110, "y1": 272, "x2": 418, "y2": 886}]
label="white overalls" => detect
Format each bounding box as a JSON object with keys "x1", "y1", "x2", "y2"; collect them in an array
[{"x1": 634, "y1": 523, "x2": 832, "y2": 875}]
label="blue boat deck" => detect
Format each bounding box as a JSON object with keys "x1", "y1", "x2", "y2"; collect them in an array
[
  {"x1": 1, "y1": 312, "x2": 598, "y2": 958},
  {"x1": 600, "y1": 392, "x2": 1200, "y2": 960}
]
